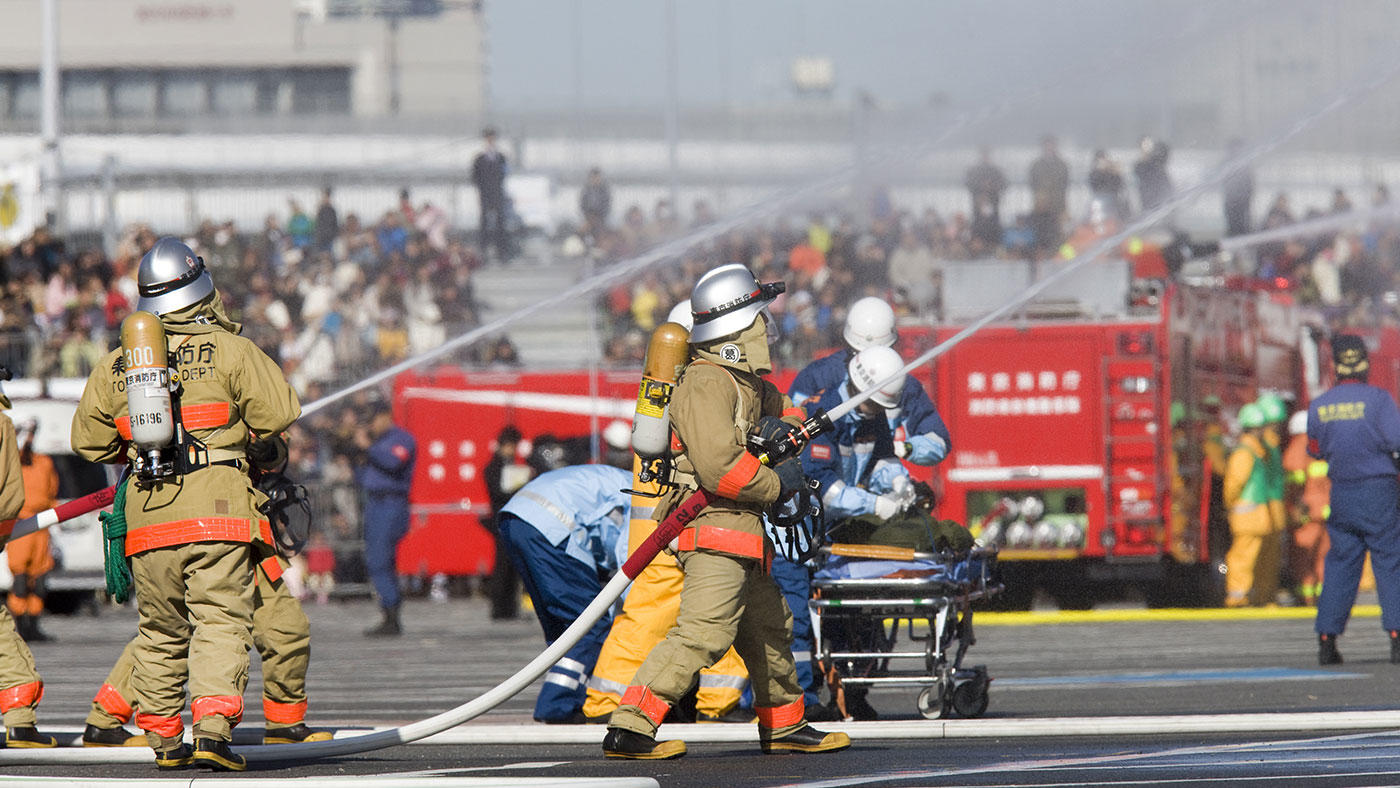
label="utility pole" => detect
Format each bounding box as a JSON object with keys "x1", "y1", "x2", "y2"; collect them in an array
[{"x1": 40, "y1": 0, "x2": 63, "y2": 232}]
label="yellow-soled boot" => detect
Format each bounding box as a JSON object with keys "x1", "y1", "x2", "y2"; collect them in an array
[{"x1": 760, "y1": 724, "x2": 851, "y2": 754}]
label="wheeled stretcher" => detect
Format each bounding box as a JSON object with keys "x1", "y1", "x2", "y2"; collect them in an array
[{"x1": 809, "y1": 543, "x2": 1000, "y2": 720}]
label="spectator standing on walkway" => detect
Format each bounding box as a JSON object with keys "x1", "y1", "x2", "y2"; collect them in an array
[
  {"x1": 1088, "y1": 150, "x2": 1127, "y2": 222},
  {"x1": 579, "y1": 168, "x2": 612, "y2": 244},
  {"x1": 471, "y1": 127, "x2": 511, "y2": 263},
  {"x1": 965, "y1": 147, "x2": 1007, "y2": 249},
  {"x1": 1309, "y1": 334, "x2": 1400, "y2": 665},
  {"x1": 1028, "y1": 135, "x2": 1069, "y2": 255},
  {"x1": 357, "y1": 402, "x2": 418, "y2": 637},
  {"x1": 313, "y1": 188, "x2": 339, "y2": 253},
  {"x1": 1134, "y1": 136, "x2": 1174, "y2": 213},
  {"x1": 1221, "y1": 138, "x2": 1254, "y2": 237}
]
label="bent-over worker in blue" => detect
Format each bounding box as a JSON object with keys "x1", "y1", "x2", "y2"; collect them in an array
[
  {"x1": 1308, "y1": 334, "x2": 1400, "y2": 665},
  {"x1": 498, "y1": 464, "x2": 631, "y2": 723}
]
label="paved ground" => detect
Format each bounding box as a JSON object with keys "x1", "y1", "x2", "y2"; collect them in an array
[{"x1": 5, "y1": 592, "x2": 1400, "y2": 785}]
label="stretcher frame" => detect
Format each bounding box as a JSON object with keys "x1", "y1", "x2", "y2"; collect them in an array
[{"x1": 809, "y1": 544, "x2": 1000, "y2": 720}]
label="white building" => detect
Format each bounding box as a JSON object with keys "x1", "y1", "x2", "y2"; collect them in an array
[{"x1": 0, "y1": 0, "x2": 487, "y2": 129}]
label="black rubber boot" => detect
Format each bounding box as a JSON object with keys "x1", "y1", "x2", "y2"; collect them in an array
[
  {"x1": 193, "y1": 737, "x2": 246, "y2": 771},
  {"x1": 264, "y1": 722, "x2": 333, "y2": 744},
  {"x1": 154, "y1": 742, "x2": 194, "y2": 769},
  {"x1": 760, "y1": 724, "x2": 852, "y2": 754},
  {"x1": 1319, "y1": 633, "x2": 1343, "y2": 665},
  {"x1": 82, "y1": 723, "x2": 145, "y2": 747},
  {"x1": 4, "y1": 726, "x2": 57, "y2": 748},
  {"x1": 23, "y1": 615, "x2": 51, "y2": 643},
  {"x1": 602, "y1": 727, "x2": 686, "y2": 760},
  {"x1": 364, "y1": 606, "x2": 401, "y2": 637}
]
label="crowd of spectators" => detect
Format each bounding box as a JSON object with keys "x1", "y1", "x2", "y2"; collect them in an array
[
  {"x1": 3, "y1": 134, "x2": 1400, "y2": 596},
  {"x1": 579, "y1": 136, "x2": 1400, "y2": 368}
]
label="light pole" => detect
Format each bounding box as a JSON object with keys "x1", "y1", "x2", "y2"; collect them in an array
[{"x1": 40, "y1": 0, "x2": 62, "y2": 231}]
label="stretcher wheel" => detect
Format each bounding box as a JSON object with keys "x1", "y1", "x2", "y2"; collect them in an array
[
  {"x1": 951, "y1": 674, "x2": 990, "y2": 718},
  {"x1": 917, "y1": 686, "x2": 947, "y2": 720}
]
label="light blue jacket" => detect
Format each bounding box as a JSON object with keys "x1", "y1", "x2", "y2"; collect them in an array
[{"x1": 500, "y1": 464, "x2": 632, "y2": 572}]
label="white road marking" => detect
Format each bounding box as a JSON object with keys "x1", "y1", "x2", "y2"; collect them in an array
[{"x1": 774, "y1": 729, "x2": 1400, "y2": 788}]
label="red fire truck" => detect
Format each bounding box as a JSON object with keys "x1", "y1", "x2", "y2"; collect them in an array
[
  {"x1": 389, "y1": 256, "x2": 1395, "y2": 608},
  {"x1": 899, "y1": 257, "x2": 1333, "y2": 608}
]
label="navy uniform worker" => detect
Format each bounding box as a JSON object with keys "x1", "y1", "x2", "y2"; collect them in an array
[
  {"x1": 498, "y1": 463, "x2": 632, "y2": 724},
  {"x1": 788, "y1": 296, "x2": 950, "y2": 466},
  {"x1": 357, "y1": 401, "x2": 418, "y2": 638},
  {"x1": 800, "y1": 345, "x2": 918, "y2": 720},
  {"x1": 1309, "y1": 334, "x2": 1400, "y2": 666},
  {"x1": 604, "y1": 263, "x2": 849, "y2": 759}
]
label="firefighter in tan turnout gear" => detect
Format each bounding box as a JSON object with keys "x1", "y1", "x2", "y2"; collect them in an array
[
  {"x1": 603, "y1": 264, "x2": 850, "y2": 759},
  {"x1": 0, "y1": 366, "x2": 56, "y2": 748},
  {"x1": 72, "y1": 237, "x2": 302, "y2": 771}
]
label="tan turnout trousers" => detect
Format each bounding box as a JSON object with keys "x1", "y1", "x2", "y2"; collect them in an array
[{"x1": 89, "y1": 557, "x2": 312, "y2": 729}]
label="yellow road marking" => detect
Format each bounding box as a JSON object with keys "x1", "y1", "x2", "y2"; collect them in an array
[{"x1": 882, "y1": 605, "x2": 1379, "y2": 628}]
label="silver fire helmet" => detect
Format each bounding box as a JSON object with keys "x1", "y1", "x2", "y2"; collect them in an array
[
  {"x1": 136, "y1": 237, "x2": 214, "y2": 314},
  {"x1": 688, "y1": 263, "x2": 784, "y2": 344}
]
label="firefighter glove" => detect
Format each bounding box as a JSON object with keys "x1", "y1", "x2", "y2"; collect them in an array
[{"x1": 773, "y1": 456, "x2": 807, "y2": 499}]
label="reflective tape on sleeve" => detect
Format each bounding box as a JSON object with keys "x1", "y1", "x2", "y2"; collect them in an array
[{"x1": 716, "y1": 453, "x2": 761, "y2": 499}]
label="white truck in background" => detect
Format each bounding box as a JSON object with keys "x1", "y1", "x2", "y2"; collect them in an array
[{"x1": 0, "y1": 379, "x2": 120, "y2": 615}]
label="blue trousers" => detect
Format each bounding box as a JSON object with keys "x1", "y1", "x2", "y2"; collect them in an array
[
  {"x1": 363, "y1": 492, "x2": 410, "y2": 609},
  {"x1": 498, "y1": 513, "x2": 614, "y2": 722},
  {"x1": 1317, "y1": 477, "x2": 1400, "y2": 635},
  {"x1": 769, "y1": 555, "x2": 821, "y2": 707}
]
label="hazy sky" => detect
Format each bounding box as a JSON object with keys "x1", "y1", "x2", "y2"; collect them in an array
[{"x1": 485, "y1": 0, "x2": 1237, "y2": 111}]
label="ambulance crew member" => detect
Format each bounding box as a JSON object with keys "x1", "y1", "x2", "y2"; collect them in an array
[
  {"x1": 1284, "y1": 410, "x2": 1330, "y2": 605},
  {"x1": 0, "y1": 367, "x2": 55, "y2": 748},
  {"x1": 1308, "y1": 334, "x2": 1400, "y2": 666},
  {"x1": 72, "y1": 237, "x2": 301, "y2": 771},
  {"x1": 357, "y1": 403, "x2": 417, "y2": 637},
  {"x1": 800, "y1": 346, "x2": 917, "y2": 720},
  {"x1": 584, "y1": 298, "x2": 754, "y2": 725},
  {"x1": 788, "y1": 297, "x2": 950, "y2": 466},
  {"x1": 1223, "y1": 403, "x2": 1280, "y2": 608},
  {"x1": 604, "y1": 264, "x2": 849, "y2": 759},
  {"x1": 498, "y1": 464, "x2": 631, "y2": 723},
  {"x1": 7, "y1": 422, "x2": 58, "y2": 642},
  {"x1": 83, "y1": 557, "x2": 333, "y2": 747}
]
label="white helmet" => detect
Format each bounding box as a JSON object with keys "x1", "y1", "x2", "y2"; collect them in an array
[
  {"x1": 1288, "y1": 409, "x2": 1308, "y2": 437},
  {"x1": 666, "y1": 299, "x2": 694, "y2": 332},
  {"x1": 844, "y1": 297, "x2": 896, "y2": 350},
  {"x1": 602, "y1": 420, "x2": 632, "y2": 451},
  {"x1": 137, "y1": 237, "x2": 214, "y2": 314},
  {"x1": 688, "y1": 264, "x2": 785, "y2": 344},
  {"x1": 847, "y1": 345, "x2": 906, "y2": 409}
]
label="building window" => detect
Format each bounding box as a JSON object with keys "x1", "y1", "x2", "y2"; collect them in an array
[
  {"x1": 64, "y1": 71, "x2": 108, "y2": 118},
  {"x1": 290, "y1": 68, "x2": 351, "y2": 115},
  {"x1": 162, "y1": 74, "x2": 207, "y2": 116},
  {"x1": 211, "y1": 73, "x2": 258, "y2": 115},
  {"x1": 112, "y1": 72, "x2": 158, "y2": 118},
  {"x1": 11, "y1": 74, "x2": 39, "y2": 120}
]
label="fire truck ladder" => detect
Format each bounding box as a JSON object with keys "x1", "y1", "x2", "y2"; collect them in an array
[{"x1": 1101, "y1": 351, "x2": 1166, "y2": 562}]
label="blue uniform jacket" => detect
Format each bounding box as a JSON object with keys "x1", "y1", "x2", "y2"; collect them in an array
[
  {"x1": 788, "y1": 349, "x2": 952, "y2": 465},
  {"x1": 1308, "y1": 381, "x2": 1400, "y2": 482},
  {"x1": 499, "y1": 465, "x2": 632, "y2": 573},
  {"x1": 800, "y1": 385, "x2": 911, "y2": 520},
  {"x1": 359, "y1": 425, "x2": 417, "y2": 495}
]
